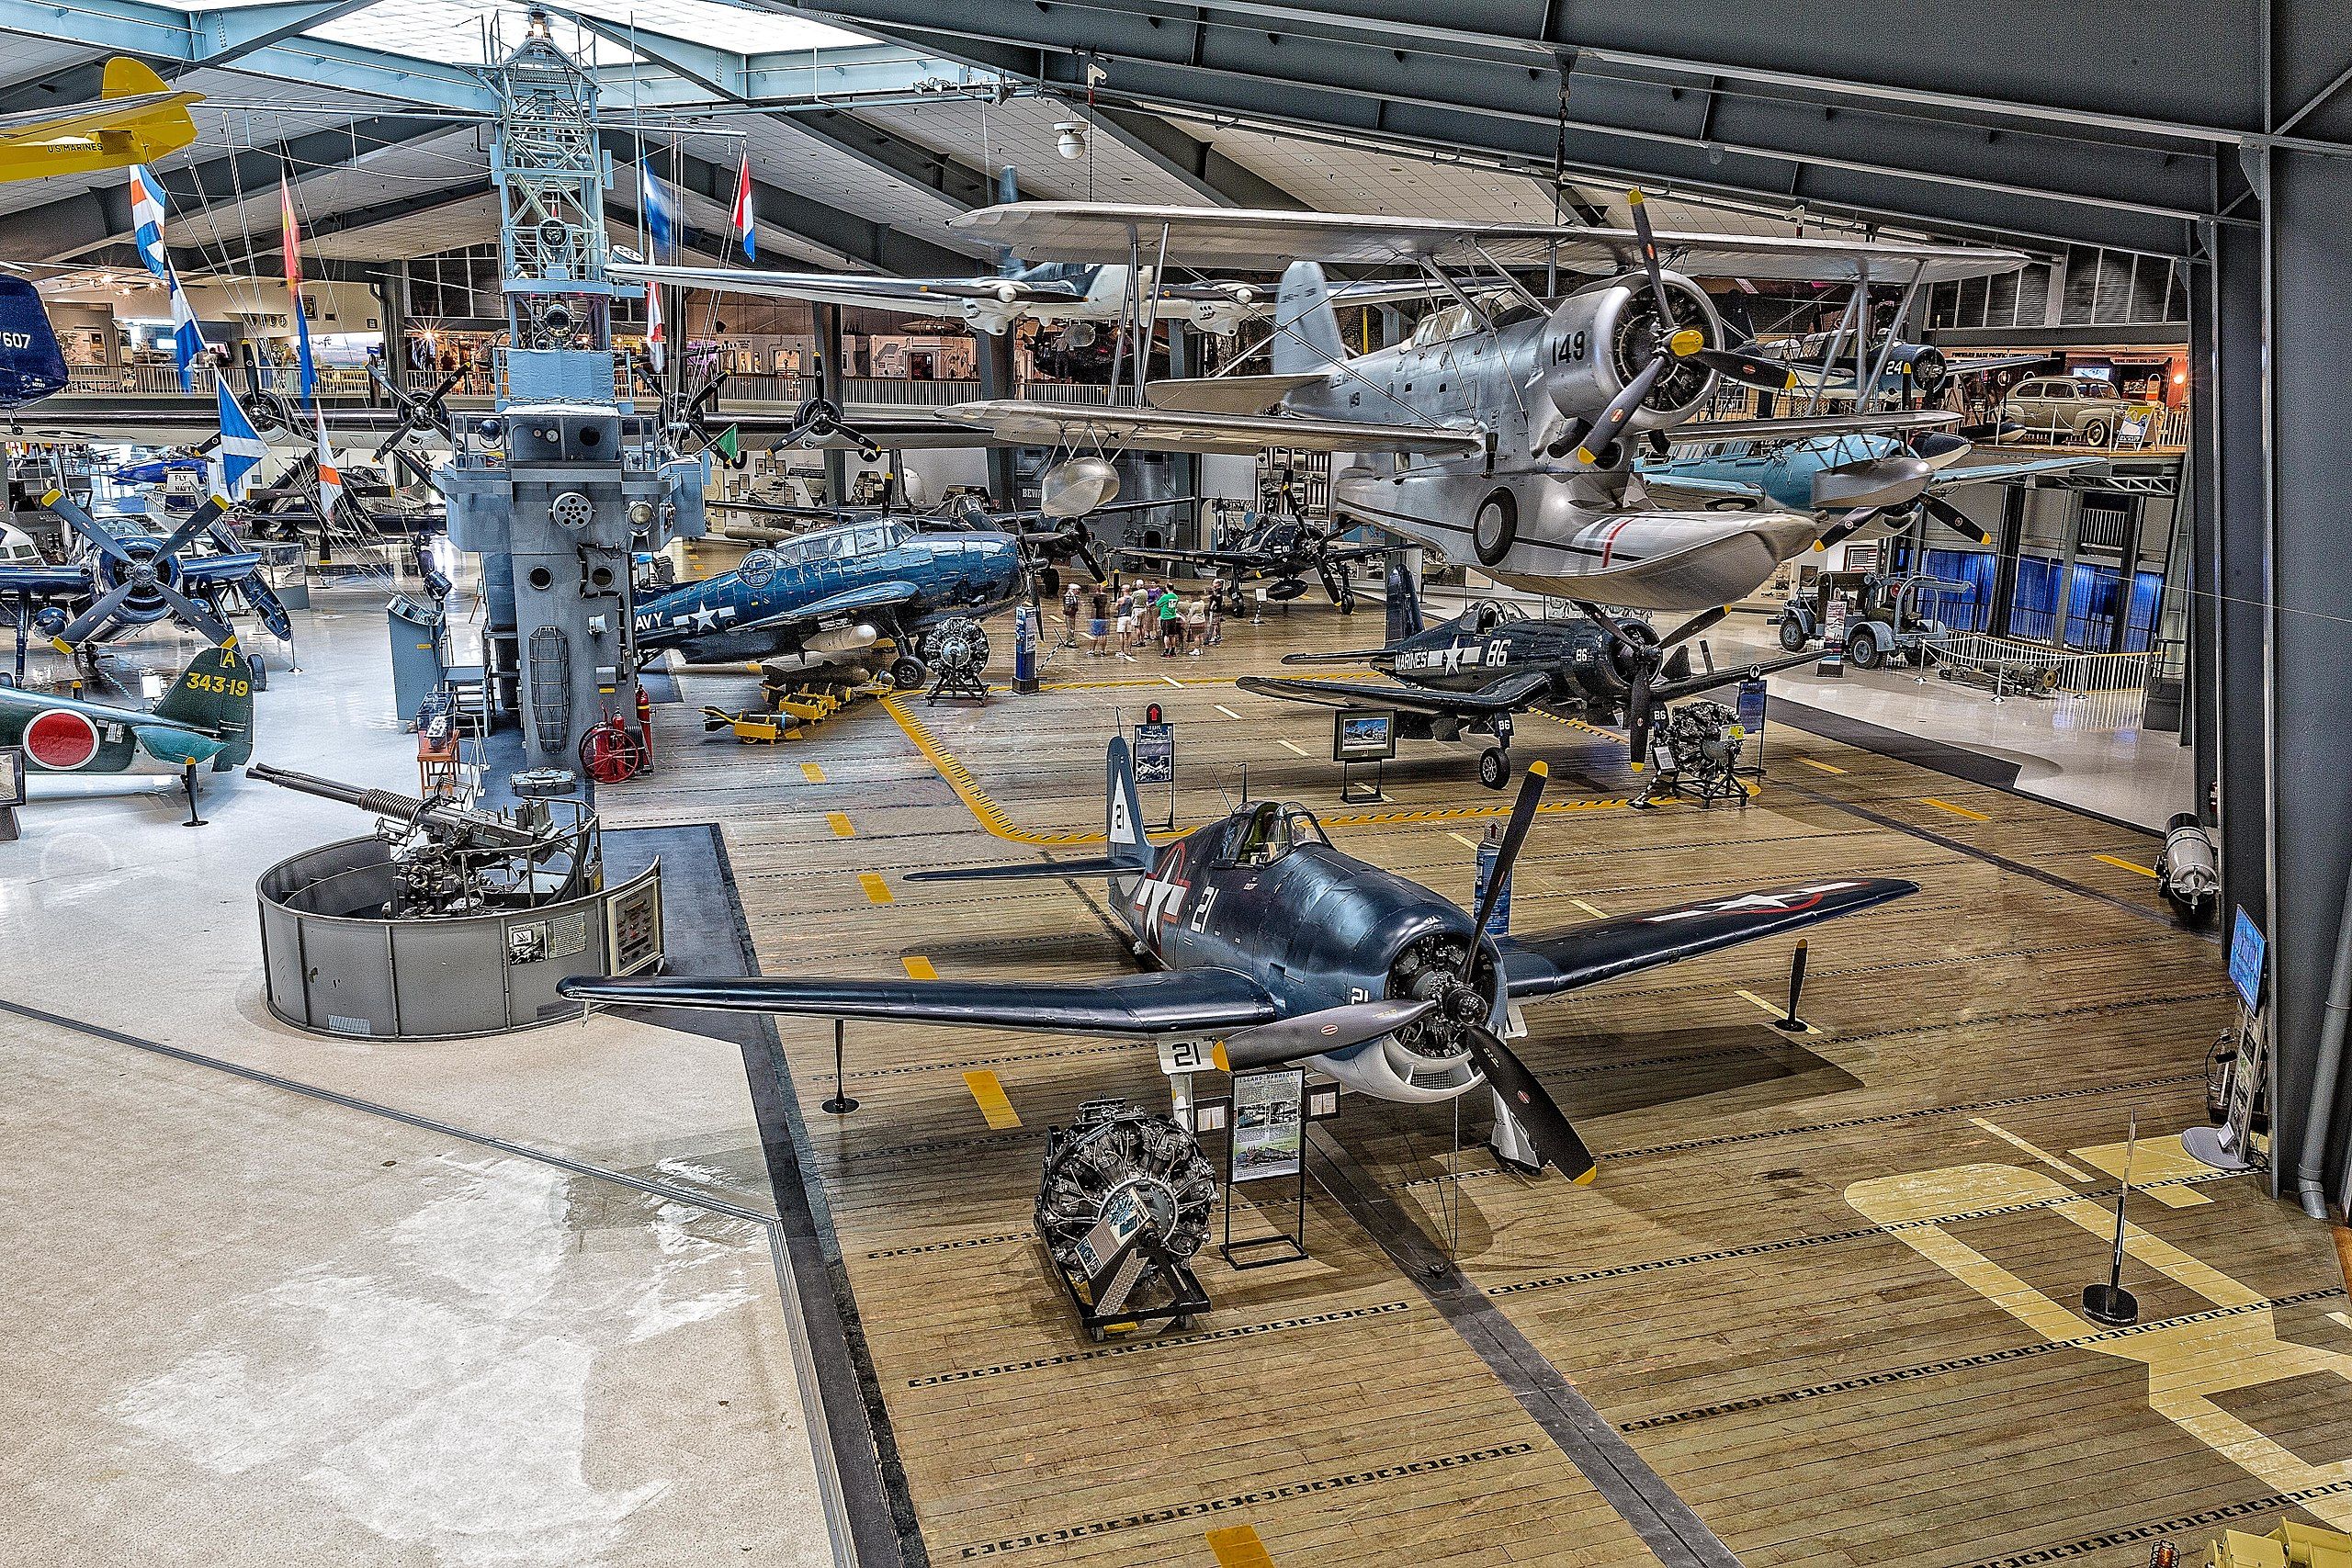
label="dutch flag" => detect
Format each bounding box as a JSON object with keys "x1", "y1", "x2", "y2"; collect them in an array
[
  {"x1": 214, "y1": 378, "x2": 269, "y2": 499},
  {"x1": 731, "y1": 152, "x2": 755, "y2": 261},
  {"x1": 167, "y1": 264, "x2": 209, "y2": 392},
  {"x1": 129, "y1": 164, "x2": 168, "y2": 281}
]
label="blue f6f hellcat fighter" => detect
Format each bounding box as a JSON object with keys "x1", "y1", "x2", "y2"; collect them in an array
[
  {"x1": 562, "y1": 739, "x2": 1915, "y2": 1180},
  {"x1": 633, "y1": 515, "x2": 1028, "y2": 688}
]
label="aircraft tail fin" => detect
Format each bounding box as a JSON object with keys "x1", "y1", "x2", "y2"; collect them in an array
[
  {"x1": 102, "y1": 57, "x2": 172, "y2": 99},
  {"x1": 1385, "y1": 556, "x2": 1424, "y2": 644},
  {"x1": 153, "y1": 643, "x2": 254, "y2": 764},
  {"x1": 1271, "y1": 262, "x2": 1346, "y2": 376},
  {"x1": 1105, "y1": 735, "x2": 1155, "y2": 871},
  {"x1": 0, "y1": 276, "x2": 68, "y2": 410},
  {"x1": 992, "y1": 164, "x2": 1024, "y2": 273}
]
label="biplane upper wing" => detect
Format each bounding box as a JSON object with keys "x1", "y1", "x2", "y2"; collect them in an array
[{"x1": 948, "y1": 203, "x2": 2029, "y2": 283}]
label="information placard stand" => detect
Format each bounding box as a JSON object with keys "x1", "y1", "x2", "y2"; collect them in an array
[
  {"x1": 1221, "y1": 1067, "x2": 1309, "y2": 1269},
  {"x1": 2186, "y1": 907, "x2": 2269, "y2": 1172},
  {"x1": 1338, "y1": 757, "x2": 1384, "y2": 804}
]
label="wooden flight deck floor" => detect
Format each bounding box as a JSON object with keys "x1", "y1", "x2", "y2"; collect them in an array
[{"x1": 596, "y1": 605, "x2": 2349, "y2": 1568}]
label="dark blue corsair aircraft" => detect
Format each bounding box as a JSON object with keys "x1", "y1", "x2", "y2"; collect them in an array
[{"x1": 562, "y1": 740, "x2": 1915, "y2": 1179}]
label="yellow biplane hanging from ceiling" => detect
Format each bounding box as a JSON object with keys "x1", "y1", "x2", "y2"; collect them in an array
[{"x1": 0, "y1": 58, "x2": 200, "y2": 185}]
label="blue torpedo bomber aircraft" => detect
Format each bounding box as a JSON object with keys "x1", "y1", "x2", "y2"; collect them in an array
[{"x1": 562, "y1": 740, "x2": 1916, "y2": 1179}]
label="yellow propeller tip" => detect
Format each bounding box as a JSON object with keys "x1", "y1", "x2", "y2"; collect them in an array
[
  {"x1": 1529, "y1": 760, "x2": 1549, "y2": 778},
  {"x1": 1625, "y1": 189, "x2": 1645, "y2": 205},
  {"x1": 1574, "y1": 448, "x2": 1599, "y2": 465},
  {"x1": 1571, "y1": 1164, "x2": 1599, "y2": 1186},
  {"x1": 40, "y1": 489, "x2": 62, "y2": 506},
  {"x1": 1211, "y1": 1042, "x2": 1229, "y2": 1073}
]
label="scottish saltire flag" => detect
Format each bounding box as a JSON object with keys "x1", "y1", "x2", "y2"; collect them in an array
[
  {"x1": 166, "y1": 264, "x2": 208, "y2": 391},
  {"x1": 731, "y1": 152, "x2": 755, "y2": 261},
  {"x1": 312, "y1": 404, "x2": 341, "y2": 517},
  {"x1": 279, "y1": 173, "x2": 317, "y2": 404},
  {"x1": 644, "y1": 276, "x2": 665, "y2": 372},
  {"x1": 214, "y1": 378, "x2": 268, "y2": 498},
  {"x1": 129, "y1": 164, "x2": 169, "y2": 281},
  {"x1": 642, "y1": 161, "x2": 675, "y2": 259}
]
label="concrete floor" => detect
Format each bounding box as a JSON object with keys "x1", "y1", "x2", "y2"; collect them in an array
[
  {"x1": 1702, "y1": 613, "x2": 2197, "y2": 829},
  {"x1": 0, "y1": 591, "x2": 839, "y2": 1566}
]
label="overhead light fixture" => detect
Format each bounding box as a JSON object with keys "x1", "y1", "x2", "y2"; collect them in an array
[{"x1": 1055, "y1": 121, "x2": 1087, "y2": 161}]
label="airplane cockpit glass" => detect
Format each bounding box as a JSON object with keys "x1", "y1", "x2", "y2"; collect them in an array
[
  {"x1": 948, "y1": 496, "x2": 990, "y2": 529},
  {"x1": 1474, "y1": 603, "x2": 1506, "y2": 634},
  {"x1": 1283, "y1": 807, "x2": 1330, "y2": 850},
  {"x1": 806, "y1": 530, "x2": 854, "y2": 560},
  {"x1": 1232, "y1": 802, "x2": 1292, "y2": 865},
  {"x1": 853, "y1": 525, "x2": 889, "y2": 555}
]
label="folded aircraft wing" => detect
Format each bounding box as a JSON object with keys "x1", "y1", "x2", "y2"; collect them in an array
[
  {"x1": 557, "y1": 967, "x2": 1280, "y2": 1036},
  {"x1": 941, "y1": 399, "x2": 1486, "y2": 457},
  {"x1": 1662, "y1": 409, "x2": 1961, "y2": 444},
  {"x1": 609, "y1": 262, "x2": 1085, "y2": 310},
  {"x1": 1238, "y1": 669, "x2": 1554, "y2": 716},
  {"x1": 1928, "y1": 452, "x2": 2108, "y2": 488},
  {"x1": 1498, "y1": 878, "x2": 1917, "y2": 1000},
  {"x1": 771, "y1": 579, "x2": 920, "y2": 625},
  {"x1": 0, "y1": 564, "x2": 94, "y2": 598},
  {"x1": 1144, "y1": 372, "x2": 1325, "y2": 415},
  {"x1": 948, "y1": 203, "x2": 2027, "y2": 282}
]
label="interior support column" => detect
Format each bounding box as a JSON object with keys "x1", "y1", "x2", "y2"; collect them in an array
[
  {"x1": 2206, "y1": 220, "x2": 2268, "y2": 936},
  {"x1": 1989, "y1": 485, "x2": 2025, "y2": 638},
  {"x1": 819, "y1": 302, "x2": 848, "y2": 503},
  {"x1": 975, "y1": 324, "x2": 1018, "y2": 502},
  {"x1": 2264, "y1": 149, "x2": 2352, "y2": 1208}
]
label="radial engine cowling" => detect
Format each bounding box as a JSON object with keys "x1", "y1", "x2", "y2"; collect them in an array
[
  {"x1": 1306, "y1": 926, "x2": 1492, "y2": 1105},
  {"x1": 1540, "y1": 274, "x2": 1724, "y2": 434}
]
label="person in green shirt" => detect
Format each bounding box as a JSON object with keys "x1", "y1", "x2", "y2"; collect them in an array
[{"x1": 1156, "y1": 587, "x2": 1182, "y2": 657}]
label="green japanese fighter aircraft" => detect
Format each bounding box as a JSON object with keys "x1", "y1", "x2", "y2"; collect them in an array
[{"x1": 0, "y1": 643, "x2": 255, "y2": 820}]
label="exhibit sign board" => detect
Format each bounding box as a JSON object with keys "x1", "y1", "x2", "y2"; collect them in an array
[
  {"x1": 1230, "y1": 1067, "x2": 1305, "y2": 1184},
  {"x1": 1133, "y1": 722, "x2": 1175, "y2": 784},
  {"x1": 2228, "y1": 906, "x2": 2266, "y2": 1011},
  {"x1": 1332, "y1": 709, "x2": 1396, "y2": 761}
]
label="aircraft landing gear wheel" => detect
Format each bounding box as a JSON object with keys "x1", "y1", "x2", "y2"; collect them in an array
[
  {"x1": 1779, "y1": 615, "x2": 1808, "y2": 652},
  {"x1": 889, "y1": 656, "x2": 927, "y2": 690},
  {"x1": 1847, "y1": 626, "x2": 1883, "y2": 670},
  {"x1": 1473, "y1": 491, "x2": 1517, "y2": 568},
  {"x1": 1339, "y1": 591, "x2": 1357, "y2": 615},
  {"x1": 1477, "y1": 746, "x2": 1510, "y2": 790}
]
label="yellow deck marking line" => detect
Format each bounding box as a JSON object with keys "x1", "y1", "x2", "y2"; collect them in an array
[
  {"x1": 1732, "y1": 987, "x2": 1820, "y2": 1035},
  {"x1": 800, "y1": 762, "x2": 826, "y2": 784},
  {"x1": 879, "y1": 694, "x2": 1632, "y2": 844},
  {"x1": 1967, "y1": 1116, "x2": 2093, "y2": 1182},
  {"x1": 2095, "y1": 853, "x2": 2159, "y2": 878},
  {"x1": 859, "y1": 872, "x2": 893, "y2": 905},
  {"x1": 1204, "y1": 1525, "x2": 1277, "y2": 1568},
  {"x1": 1216, "y1": 705, "x2": 1242, "y2": 719},
  {"x1": 1847, "y1": 1162, "x2": 2352, "y2": 1525},
  {"x1": 901, "y1": 955, "x2": 937, "y2": 980},
  {"x1": 1276, "y1": 738, "x2": 1308, "y2": 756},
  {"x1": 1795, "y1": 755, "x2": 1848, "y2": 775},
  {"x1": 1922, "y1": 795, "x2": 1992, "y2": 821},
  {"x1": 1570, "y1": 898, "x2": 1608, "y2": 919},
  {"x1": 827, "y1": 812, "x2": 855, "y2": 838},
  {"x1": 2070, "y1": 1137, "x2": 2216, "y2": 1208},
  {"x1": 963, "y1": 1070, "x2": 1020, "y2": 1129}
]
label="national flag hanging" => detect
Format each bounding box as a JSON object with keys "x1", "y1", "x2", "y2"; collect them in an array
[
  {"x1": 129, "y1": 164, "x2": 169, "y2": 281},
  {"x1": 312, "y1": 404, "x2": 341, "y2": 518},
  {"x1": 644, "y1": 277, "x2": 665, "y2": 373},
  {"x1": 166, "y1": 264, "x2": 209, "y2": 392},
  {"x1": 731, "y1": 152, "x2": 755, "y2": 261},
  {"x1": 642, "y1": 161, "x2": 675, "y2": 259},
  {"x1": 214, "y1": 378, "x2": 269, "y2": 499},
  {"x1": 279, "y1": 172, "x2": 317, "y2": 405}
]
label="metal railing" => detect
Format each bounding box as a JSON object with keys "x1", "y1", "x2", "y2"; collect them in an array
[{"x1": 1923, "y1": 630, "x2": 2155, "y2": 716}]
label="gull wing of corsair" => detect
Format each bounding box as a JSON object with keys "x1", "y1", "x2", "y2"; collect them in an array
[
  {"x1": 929, "y1": 194, "x2": 2028, "y2": 612},
  {"x1": 561, "y1": 739, "x2": 1915, "y2": 1181}
]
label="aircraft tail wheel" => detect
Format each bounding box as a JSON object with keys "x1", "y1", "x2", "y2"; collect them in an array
[
  {"x1": 1779, "y1": 615, "x2": 1808, "y2": 652},
  {"x1": 1477, "y1": 747, "x2": 1510, "y2": 790},
  {"x1": 1339, "y1": 591, "x2": 1357, "y2": 615},
  {"x1": 889, "y1": 656, "x2": 927, "y2": 690},
  {"x1": 1847, "y1": 626, "x2": 1883, "y2": 670}
]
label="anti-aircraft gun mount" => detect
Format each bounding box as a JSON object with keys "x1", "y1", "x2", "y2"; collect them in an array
[{"x1": 253, "y1": 763, "x2": 662, "y2": 1039}]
